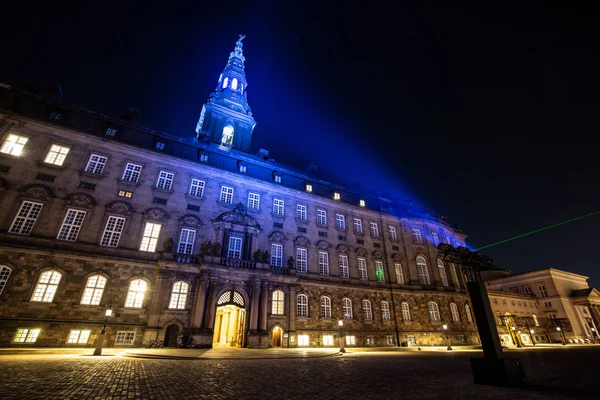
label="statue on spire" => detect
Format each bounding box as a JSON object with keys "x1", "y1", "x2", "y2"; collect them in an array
[
  {"x1": 230, "y1": 34, "x2": 246, "y2": 62},
  {"x1": 236, "y1": 34, "x2": 246, "y2": 47}
]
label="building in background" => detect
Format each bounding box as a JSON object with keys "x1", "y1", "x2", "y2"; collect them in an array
[
  {"x1": 0, "y1": 37, "x2": 477, "y2": 349},
  {"x1": 484, "y1": 268, "x2": 600, "y2": 345}
]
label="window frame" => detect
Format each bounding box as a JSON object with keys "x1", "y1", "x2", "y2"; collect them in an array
[
  {"x1": 381, "y1": 301, "x2": 391, "y2": 321},
  {"x1": 271, "y1": 243, "x2": 283, "y2": 267},
  {"x1": 388, "y1": 226, "x2": 397, "y2": 240},
  {"x1": 375, "y1": 260, "x2": 385, "y2": 282},
  {"x1": 317, "y1": 209, "x2": 327, "y2": 225},
  {"x1": 320, "y1": 296, "x2": 332, "y2": 318},
  {"x1": 296, "y1": 204, "x2": 307, "y2": 220},
  {"x1": 85, "y1": 154, "x2": 108, "y2": 175},
  {"x1": 437, "y1": 259, "x2": 449, "y2": 287},
  {"x1": 139, "y1": 222, "x2": 162, "y2": 252},
  {"x1": 297, "y1": 294, "x2": 308, "y2": 317},
  {"x1": 362, "y1": 299, "x2": 373, "y2": 321},
  {"x1": 80, "y1": 274, "x2": 107, "y2": 305},
  {"x1": 31, "y1": 270, "x2": 62, "y2": 302},
  {"x1": 296, "y1": 247, "x2": 308, "y2": 273},
  {"x1": 271, "y1": 290, "x2": 285, "y2": 315},
  {"x1": 342, "y1": 297, "x2": 353, "y2": 319},
  {"x1": 168, "y1": 281, "x2": 189, "y2": 310},
  {"x1": 335, "y1": 214, "x2": 346, "y2": 229},
  {"x1": 273, "y1": 198, "x2": 285, "y2": 216},
  {"x1": 177, "y1": 228, "x2": 196, "y2": 255},
  {"x1": 428, "y1": 302, "x2": 441, "y2": 322},
  {"x1": 0, "y1": 133, "x2": 29, "y2": 156},
  {"x1": 416, "y1": 256, "x2": 430, "y2": 285},
  {"x1": 189, "y1": 179, "x2": 205, "y2": 197},
  {"x1": 369, "y1": 222, "x2": 379, "y2": 237},
  {"x1": 450, "y1": 303, "x2": 460, "y2": 322},
  {"x1": 122, "y1": 162, "x2": 143, "y2": 183},
  {"x1": 247, "y1": 192, "x2": 260, "y2": 210},
  {"x1": 9, "y1": 201, "x2": 44, "y2": 235},
  {"x1": 339, "y1": 255, "x2": 349, "y2": 278},
  {"x1": 156, "y1": 171, "x2": 175, "y2": 191},
  {"x1": 358, "y1": 257, "x2": 368, "y2": 280},
  {"x1": 353, "y1": 218, "x2": 363, "y2": 233},
  {"x1": 100, "y1": 215, "x2": 126, "y2": 247},
  {"x1": 44, "y1": 143, "x2": 70, "y2": 166},
  {"x1": 228, "y1": 236, "x2": 243, "y2": 259},
  {"x1": 57, "y1": 209, "x2": 86, "y2": 241},
  {"x1": 395, "y1": 263, "x2": 404, "y2": 284},
  {"x1": 401, "y1": 301, "x2": 411, "y2": 321},
  {"x1": 124, "y1": 279, "x2": 147, "y2": 308},
  {"x1": 318, "y1": 251, "x2": 329, "y2": 275},
  {"x1": 219, "y1": 186, "x2": 234, "y2": 204},
  {"x1": 0, "y1": 265, "x2": 12, "y2": 296}
]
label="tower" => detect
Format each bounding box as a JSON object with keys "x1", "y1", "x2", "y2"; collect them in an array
[{"x1": 196, "y1": 35, "x2": 256, "y2": 152}]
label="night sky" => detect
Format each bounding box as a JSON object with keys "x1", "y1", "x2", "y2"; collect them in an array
[{"x1": 2, "y1": 2, "x2": 599, "y2": 286}]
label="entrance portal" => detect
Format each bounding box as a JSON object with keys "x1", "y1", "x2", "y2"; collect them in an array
[
  {"x1": 272, "y1": 327, "x2": 282, "y2": 347},
  {"x1": 164, "y1": 324, "x2": 180, "y2": 347},
  {"x1": 213, "y1": 290, "x2": 246, "y2": 348}
]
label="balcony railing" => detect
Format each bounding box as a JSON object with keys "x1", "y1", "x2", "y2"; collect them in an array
[
  {"x1": 220, "y1": 257, "x2": 257, "y2": 269},
  {"x1": 172, "y1": 254, "x2": 200, "y2": 264},
  {"x1": 271, "y1": 266, "x2": 289, "y2": 275}
]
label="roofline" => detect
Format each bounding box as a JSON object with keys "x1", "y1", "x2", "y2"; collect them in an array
[{"x1": 486, "y1": 267, "x2": 589, "y2": 284}]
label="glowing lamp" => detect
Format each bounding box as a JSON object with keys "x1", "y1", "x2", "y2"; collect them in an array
[
  {"x1": 359, "y1": 199, "x2": 365, "y2": 207},
  {"x1": 338, "y1": 320, "x2": 343, "y2": 327},
  {"x1": 556, "y1": 327, "x2": 561, "y2": 331},
  {"x1": 443, "y1": 324, "x2": 448, "y2": 330},
  {"x1": 306, "y1": 184, "x2": 312, "y2": 192},
  {"x1": 105, "y1": 308, "x2": 113, "y2": 317}
]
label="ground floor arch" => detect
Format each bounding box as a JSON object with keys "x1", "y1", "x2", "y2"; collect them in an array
[
  {"x1": 212, "y1": 289, "x2": 247, "y2": 348},
  {"x1": 164, "y1": 324, "x2": 180, "y2": 347},
  {"x1": 272, "y1": 326, "x2": 283, "y2": 347}
]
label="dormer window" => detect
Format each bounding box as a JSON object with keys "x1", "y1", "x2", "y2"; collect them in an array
[
  {"x1": 273, "y1": 173, "x2": 282, "y2": 183},
  {"x1": 231, "y1": 78, "x2": 238, "y2": 90},
  {"x1": 221, "y1": 125, "x2": 234, "y2": 146},
  {"x1": 199, "y1": 151, "x2": 209, "y2": 163},
  {"x1": 222, "y1": 77, "x2": 229, "y2": 88},
  {"x1": 359, "y1": 199, "x2": 366, "y2": 207},
  {"x1": 333, "y1": 192, "x2": 340, "y2": 201},
  {"x1": 49, "y1": 112, "x2": 62, "y2": 122},
  {"x1": 306, "y1": 184, "x2": 313, "y2": 193},
  {"x1": 237, "y1": 161, "x2": 247, "y2": 174}
]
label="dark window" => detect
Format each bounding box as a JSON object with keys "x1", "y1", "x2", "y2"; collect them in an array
[
  {"x1": 392, "y1": 245, "x2": 399, "y2": 251},
  {"x1": 155, "y1": 141, "x2": 166, "y2": 151},
  {"x1": 297, "y1": 227, "x2": 307, "y2": 233},
  {"x1": 49, "y1": 112, "x2": 62, "y2": 121},
  {"x1": 105, "y1": 128, "x2": 117, "y2": 137},
  {"x1": 273, "y1": 222, "x2": 284, "y2": 229},
  {"x1": 373, "y1": 242, "x2": 381, "y2": 248},
  {"x1": 0, "y1": 164, "x2": 10, "y2": 173},
  {"x1": 338, "y1": 235, "x2": 346, "y2": 241},
  {"x1": 318, "y1": 231, "x2": 328, "y2": 237},
  {"x1": 152, "y1": 197, "x2": 167, "y2": 205},
  {"x1": 356, "y1": 239, "x2": 364, "y2": 245},
  {"x1": 35, "y1": 173, "x2": 56, "y2": 182},
  {"x1": 187, "y1": 204, "x2": 200, "y2": 211},
  {"x1": 78, "y1": 181, "x2": 96, "y2": 190}
]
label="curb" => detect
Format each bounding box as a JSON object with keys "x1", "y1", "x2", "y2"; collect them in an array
[{"x1": 121, "y1": 351, "x2": 343, "y2": 361}]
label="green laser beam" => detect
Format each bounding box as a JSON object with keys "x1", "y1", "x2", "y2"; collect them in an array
[{"x1": 474, "y1": 210, "x2": 600, "y2": 251}]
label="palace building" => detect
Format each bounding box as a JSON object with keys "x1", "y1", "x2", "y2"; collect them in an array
[{"x1": 0, "y1": 37, "x2": 478, "y2": 349}]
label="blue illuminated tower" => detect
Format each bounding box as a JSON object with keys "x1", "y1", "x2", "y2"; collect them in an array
[{"x1": 196, "y1": 35, "x2": 256, "y2": 152}]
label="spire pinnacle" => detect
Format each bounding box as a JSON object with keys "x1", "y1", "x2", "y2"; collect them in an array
[{"x1": 230, "y1": 34, "x2": 246, "y2": 63}]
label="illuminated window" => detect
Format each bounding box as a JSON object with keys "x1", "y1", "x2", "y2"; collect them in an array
[
  {"x1": 244, "y1": 192, "x2": 260, "y2": 210},
  {"x1": 450, "y1": 303, "x2": 460, "y2": 322},
  {"x1": 369, "y1": 222, "x2": 379, "y2": 237},
  {"x1": 335, "y1": 214, "x2": 346, "y2": 229},
  {"x1": 272, "y1": 290, "x2": 284, "y2": 315},
  {"x1": 533, "y1": 314, "x2": 539, "y2": 326},
  {"x1": 437, "y1": 259, "x2": 448, "y2": 287},
  {"x1": 342, "y1": 298, "x2": 353, "y2": 319},
  {"x1": 381, "y1": 301, "x2": 391, "y2": 321},
  {"x1": 296, "y1": 204, "x2": 307, "y2": 220},
  {"x1": 465, "y1": 305, "x2": 473, "y2": 323},
  {"x1": 177, "y1": 228, "x2": 196, "y2": 255},
  {"x1": 189, "y1": 179, "x2": 205, "y2": 197},
  {"x1": 297, "y1": 294, "x2": 308, "y2": 317},
  {"x1": 125, "y1": 279, "x2": 147, "y2": 308},
  {"x1": 359, "y1": 199, "x2": 365, "y2": 207},
  {"x1": 297, "y1": 334, "x2": 309, "y2": 346},
  {"x1": 231, "y1": 78, "x2": 238, "y2": 90},
  {"x1": 296, "y1": 248, "x2": 307, "y2": 272},
  {"x1": 334, "y1": 192, "x2": 340, "y2": 200},
  {"x1": 412, "y1": 229, "x2": 422, "y2": 243},
  {"x1": 115, "y1": 331, "x2": 136, "y2": 345},
  {"x1": 353, "y1": 218, "x2": 363, "y2": 233},
  {"x1": 31, "y1": 270, "x2": 61, "y2": 302},
  {"x1": 85, "y1": 154, "x2": 107, "y2": 175},
  {"x1": 100, "y1": 216, "x2": 125, "y2": 247},
  {"x1": 375, "y1": 261, "x2": 384, "y2": 282},
  {"x1": 222, "y1": 77, "x2": 229, "y2": 88},
  {"x1": 320, "y1": 296, "x2": 331, "y2": 318},
  {"x1": 317, "y1": 209, "x2": 327, "y2": 225},
  {"x1": 228, "y1": 237, "x2": 242, "y2": 259},
  {"x1": 9, "y1": 201, "x2": 43, "y2": 235},
  {"x1": 0, "y1": 133, "x2": 28, "y2": 156},
  {"x1": 273, "y1": 198, "x2": 284, "y2": 216},
  {"x1": 306, "y1": 184, "x2": 312, "y2": 192},
  {"x1": 81, "y1": 275, "x2": 107, "y2": 305},
  {"x1": 44, "y1": 144, "x2": 70, "y2": 166},
  {"x1": 219, "y1": 186, "x2": 234, "y2": 203},
  {"x1": 428, "y1": 302, "x2": 440, "y2": 322},
  {"x1": 362, "y1": 299, "x2": 372, "y2": 320},
  {"x1": 57, "y1": 209, "x2": 86, "y2": 241},
  {"x1": 339, "y1": 255, "x2": 349, "y2": 278},
  {"x1": 139, "y1": 222, "x2": 161, "y2": 252},
  {"x1": 122, "y1": 163, "x2": 142, "y2": 182},
  {"x1": 401, "y1": 302, "x2": 411, "y2": 321},
  {"x1": 67, "y1": 330, "x2": 91, "y2": 344},
  {"x1": 271, "y1": 243, "x2": 283, "y2": 266},
  {"x1": 169, "y1": 281, "x2": 189, "y2": 309},
  {"x1": 358, "y1": 258, "x2": 368, "y2": 280},
  {"x1": 221, "y1": 125, "x2": 234, "y2": 146},
  {"x1": 318, "y1": 251, "x2": 329, "y2": 275},
  {"x1": 105, "y1": 128, "x2": 117, "y2": 137},
  {"x1": 0, "y1": 266, "x2": 12, "y2": 296},
  {"x1": 274, "y1": 175, "x2": 282, "y2": 183},
  {"x1": 416, "y1": 256, "x2": 430, "y2": 285},
  {"x1": 13, "y1": 328, "x2": 40, "y2": 343},
  {"x1": 156, "y1": 171, "x2": 174, "y2": 190},
  {"x1": 432, "y1": 232, "x2": 440, "y2": 247},
  {"x1": 451, "y1": 264, "x2": 460, "y2": 288},
  {"x1": 388, "y1": 226, "x2": 397, "y2": 240},
  {"x1": 386, "y1": 335, "x2": 395, "y2": 345},
  {"x1": 345, "y1": 335, "x2": 356, "y2": 345},
  {"x1": 118, "y1": 190, "x2": 133, "y2": 198},
  {"x1": 323, "y1": 335, "x2": 334, "y2": 346},
  {"x1": 395, "y1": 263, "x2": 404, "y2": 284}
]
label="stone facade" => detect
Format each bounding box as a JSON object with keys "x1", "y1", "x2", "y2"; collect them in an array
[{"x1": 0, "y1": 38, "x2": 477, "y2": 348}]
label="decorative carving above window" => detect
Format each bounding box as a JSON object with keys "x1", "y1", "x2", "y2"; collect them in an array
[
  {"x1": 355, "y1": 247, "x2": 367, "y2": 257},
  {"x1": 144, "y1": 207, "x2": 168, "y2": 222},
  {"x1": 392, "y1": 253, "x2": 403, "y2": 262},
  {"x1": 20, "y1": 184, "x2": 53, "y2": 202},
  {"x1": 269, "y1": 231, "x2": 288, "y2": 243},
  {"x1": 179, "y1": 214, "x2": 202, "y2": 228},
  {"x1": 372, "y1": 250, "x2": 383, "y2": 259},
  {"x1": 316, "y1": 240, "x2": 331, "y2": 250},
  {"x1": 106, "y1": 200, "x2": 133, "y2": 216},
  {"x1": 214, "y1": 202, "x2": 261, "y2": 229},
  {"x1": 65, "y1": 193, "x2": 96, "y2": 209},
  {"x1": 294, "y1": 235, "x2": 311, "y2": 247},
  {"x1": 337, "y1": 244, "x2": 350, "y2": 254}
]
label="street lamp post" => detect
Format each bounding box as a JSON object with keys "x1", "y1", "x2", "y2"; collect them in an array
[
  {"x1": 529, "y1": 329, "x2": 536, "y2": 346},
  {"x1": 93, "y1": 307, "x2": 113, "y2": 356},
  {"x1": 443, "y1": 324, "x2": 452, "y2": 351},
  {"x1": 556, "y1": 326, "x2": 566, "y2": 345},
  {"x1": 338, "y1": 320, "x2": 345, "y2": 353},
  {"x1": 511, "y1": 326, "x2": 522, "y2": 348}
]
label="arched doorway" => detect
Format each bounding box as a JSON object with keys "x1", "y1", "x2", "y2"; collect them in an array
[
  {"x1": 272, "y1": 327, "x2": 282, "y2": 347},
  {"x1": 164, "y1": 324, "x2": 180, "y2": 347},
  {"x1": 213, "y1": 290, "x2": 246, "y2": 347}
]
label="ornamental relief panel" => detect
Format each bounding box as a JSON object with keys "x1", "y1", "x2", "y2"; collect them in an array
[
  {"x1": 65, "y1": 193, "x2": 96, "y2": 209},
  {"x1": 179, "y1": 214, "x2": 202, "y2": 228},
  {"x1": 269, "y1": 231, "x2": 287, "y2": 243},
  {"x1": 316, "y1": 240, "x2": 331, "y2": 250},
  {"x1": 20, "y1": 184, "x2": 53, "y2": 202},
  {"x1": 106, "y1": 200, "x2": 133, "y2": 216},
  {"x1": 144, "y1": 207, "x2": 168, "y2": 222},
  {"x1": 294, "y1": 235, "x2": 311, "y2": 247},
  {"x1": 336, "y1": 244, "x2": 350, "y2": 254}
]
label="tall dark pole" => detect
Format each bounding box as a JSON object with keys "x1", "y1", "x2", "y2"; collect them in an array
[
  {"x1": 94, "y1": 307, "x2": 112, "y2": 356},
  {"x1": 338, "y1": 320, "x2": 345, "y2": 353}
]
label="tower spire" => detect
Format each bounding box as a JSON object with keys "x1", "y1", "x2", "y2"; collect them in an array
[{"x1": 196, "y1": 35, "x2": 256, "y2": 152}]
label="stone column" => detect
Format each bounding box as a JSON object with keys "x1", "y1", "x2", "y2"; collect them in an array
[
  {"x1": 249, "y1": 280, "x2": 260, "y2": 332},
  {"x1": 147, "y1": 271, "x2": 168, "y2": 328},
  {"x1": 289, "y1": 286, "x2": 297, "y2": 332},
  {"x1": 202, "y1": 278, "x2": 218, "y2": 331},
  {"x1": 191, "y1": 274, "x2": 208, "y2": 329},
  {"x1": 259, "y1": 281, "x2": 269, "y2": 332}
]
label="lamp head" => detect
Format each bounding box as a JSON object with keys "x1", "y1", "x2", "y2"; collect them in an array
[
  {"x1": 530, "y1": 330, "x2": 534, "y2": 334},
  {"x1": 338, "y1": 320, "x2": 343, "y2": 327},
  {"x1": 556, "y1": 327, "x2": 561, "y2": 331},
  {"x1": 511, "y1": 327, "x2": 516, "y2": 331},
  {"x1": 105, "y1": 308, "x2": 113, "y2": 317},
  {"x1": 442, "y1": 324, "x2": 448, "y2": 330}
]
